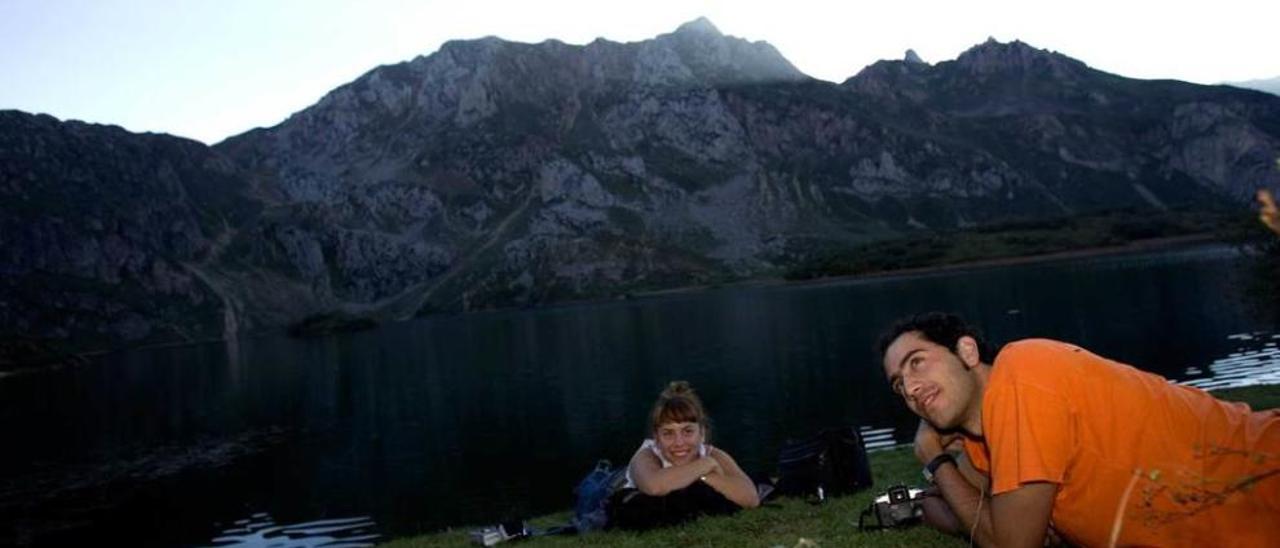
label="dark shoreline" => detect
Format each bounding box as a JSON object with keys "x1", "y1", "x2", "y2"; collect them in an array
[
  {"x1": 630, "y1": 232, "x2": 1225, "y2": 298},
  {"x1": 0, "y1": 233, "x2": 1234, "y2": 377},
  {"x1": 792, "y1": 232, "x2": 1223, "y2": 285}
]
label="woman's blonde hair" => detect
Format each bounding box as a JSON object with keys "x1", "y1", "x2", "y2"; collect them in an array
[{"x1": 649, "y1": 381, "x2": 710, "y2": 437}]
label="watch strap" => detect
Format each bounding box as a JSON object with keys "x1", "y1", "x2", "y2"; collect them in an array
[{"x1": 923, "y1": 452, "x2": 956, "y2": 482}]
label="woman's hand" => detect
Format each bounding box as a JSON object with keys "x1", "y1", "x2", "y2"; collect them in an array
[
  {"x1": 697, "y1": 455, "x2": 724, "y2": 478},
  {"x1": 699, "y1": 448, "x2": 761, "y2": 508}
]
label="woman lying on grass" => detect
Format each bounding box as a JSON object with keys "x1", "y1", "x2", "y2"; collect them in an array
[{"x1": 608, "y1": 381, "x2": 760, "y2": 530}]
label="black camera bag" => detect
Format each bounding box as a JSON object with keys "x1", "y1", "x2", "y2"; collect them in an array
[{"x1": 774, "y1": 426, "x2": 873, "y2": 498}]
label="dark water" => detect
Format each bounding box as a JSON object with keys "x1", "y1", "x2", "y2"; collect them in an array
[{"x1": 2, "y1": 244, "x2": 1278, "y2": 547}]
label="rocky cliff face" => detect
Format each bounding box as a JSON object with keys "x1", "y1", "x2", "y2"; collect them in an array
[
  {"x1": 3, "y1": 21, "x2": 1279, "y2": 353},
  {"x1": 0, "y1": 112, "x2": 257, "y2": 347},
  {"x1": 844, "y1": 40, "x2": 1280, "y2": 204}
]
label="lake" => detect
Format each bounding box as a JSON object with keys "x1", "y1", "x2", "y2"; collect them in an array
[{"x1": 2, "y1": 243, "x2": 1277, "y2": 547}]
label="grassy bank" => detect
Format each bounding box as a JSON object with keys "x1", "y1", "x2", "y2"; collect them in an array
[
  {"x1": 382, "y1": 384, "x2": 1280, "y2": 547},
  {"x1": 784, "y1": 209, "x2": 1232, "y2": 281}
]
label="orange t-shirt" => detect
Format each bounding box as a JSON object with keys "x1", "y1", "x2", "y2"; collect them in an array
[{"x1": 962, "y1": 339, "x2": 1280, "y2": 547}]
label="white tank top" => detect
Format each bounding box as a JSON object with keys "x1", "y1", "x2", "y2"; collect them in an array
[{"x1": 622, "y1": 439, "x2": 709, "y2": 489}]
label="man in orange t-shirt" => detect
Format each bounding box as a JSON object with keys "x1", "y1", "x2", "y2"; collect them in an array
[{"x1": 878, "y1": 312, "x2": 1280, "y2": 547}]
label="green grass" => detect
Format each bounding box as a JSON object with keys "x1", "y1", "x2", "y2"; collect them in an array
[
  {"x1": 783, "y1": 208, "x2": 1233, "y2": 281},
  {"x1": 1215, "y1": 384, "x2": 1280, "y2": 411},
  {"x1": 381, "y1": 384, "x2": 1278, "y2": 547}
]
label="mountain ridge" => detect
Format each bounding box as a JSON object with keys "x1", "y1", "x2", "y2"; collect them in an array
[
  {"x1": 2, "y1": 19, "x2": 1278, "y2": 355},
  {"x1": 1224, "y1": 76, "x2": 1280, "y2": 97}
]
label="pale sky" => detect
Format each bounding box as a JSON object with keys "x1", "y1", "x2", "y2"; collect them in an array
[{"x1": 2, "y1": 0, "x2": 1277, "y2": 145}]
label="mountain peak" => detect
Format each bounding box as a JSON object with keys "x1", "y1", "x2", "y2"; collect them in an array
[
  {"x1": 963, "y1": 38, "x2": 1038, "y2": 58},
  {"x1": 674, "y1": 16, "x2": 723, "y2": 37},
  {"x1": 904, "y1": 49, "x2": 926, "y2": 65},
  {"x1": 651, "y1": 17, "x2": 807, "y2": 85},
  {"x1": 955, "y1": 38, "x2": 1087, "y2": 78}
]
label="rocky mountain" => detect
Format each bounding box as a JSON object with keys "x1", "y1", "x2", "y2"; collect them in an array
[
  {"x1": 3, "y1": 21, "x2": 1279, "y2": 355},
  {"x1": 845, "y1": 40, "x2": 1280, "y2": 205},
  {"x1": 0, "y1": 113, "x2": 257, "y2": 349}
]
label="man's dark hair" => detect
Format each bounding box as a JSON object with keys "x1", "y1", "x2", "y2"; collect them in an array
[{"x1": 875, "y1": 312, "x2": 993, "y2": 364}]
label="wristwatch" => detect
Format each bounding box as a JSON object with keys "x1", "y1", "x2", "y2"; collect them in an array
[{"x1": 923, "y1": 452, "x2": 956, "y2": 483}]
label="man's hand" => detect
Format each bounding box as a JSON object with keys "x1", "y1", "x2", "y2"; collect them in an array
[
  {"x1": 1260, "y1": 189, "x2": 1280, "y2": 236},
  {"x1": 914, "y1": 419, "x2": 961, "y2": 464}
]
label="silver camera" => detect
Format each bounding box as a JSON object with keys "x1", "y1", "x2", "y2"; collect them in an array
[{"x1": 858, "y1": 484, "x2": 926, "y2": 530}]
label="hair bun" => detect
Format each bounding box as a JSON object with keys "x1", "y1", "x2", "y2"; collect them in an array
[{"x1": 663, "y1": 380, "x2": 693, "y2": 397}]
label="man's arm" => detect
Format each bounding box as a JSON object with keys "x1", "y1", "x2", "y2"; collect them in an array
[
  {"x1": 931, "y1": 461, "x2": 1056, "y2": 547},
  {"x1": 917, "y1": 420, "x2": 1057, "y2": 547},
  {"x1": 929, "y1": 458, "x2": 993, "y2": 543},
  {"x1": 919, "y1": 448, "x2": 986, "y2": 535},
  {"x1": 991, "y1": 483, "x2": 1057, "y2": 547}
]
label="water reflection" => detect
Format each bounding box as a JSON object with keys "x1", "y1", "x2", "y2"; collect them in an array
[
  {"x1": 205, "y1": 514, "x2": 379, "y2": 547},
  {"x1": 1, "y1": 244, "x2": 1277, "y2": 547},
  {"x1": 1182, "y1": 332, "x2": 1280, "y2": 391},
  {"x1": 859, "y1": 426, "x2": 897, "y2": 452}
]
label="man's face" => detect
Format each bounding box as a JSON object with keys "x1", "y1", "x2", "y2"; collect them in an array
[{"x1": 882, "y1": 331, "x2": 979, "y2": 430}]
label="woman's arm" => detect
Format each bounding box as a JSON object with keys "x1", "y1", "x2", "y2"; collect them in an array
[
  {"x1": 628, "y1": 447, "x2": 719, "y2": 496},
  {"x1": 701, "y1": 447, "x2": 761, "y2": 508}
]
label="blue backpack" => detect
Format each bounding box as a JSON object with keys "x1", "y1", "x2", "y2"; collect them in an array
[{"x1": 572, "y1": 459, "x2": 627, "y2": 532}]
